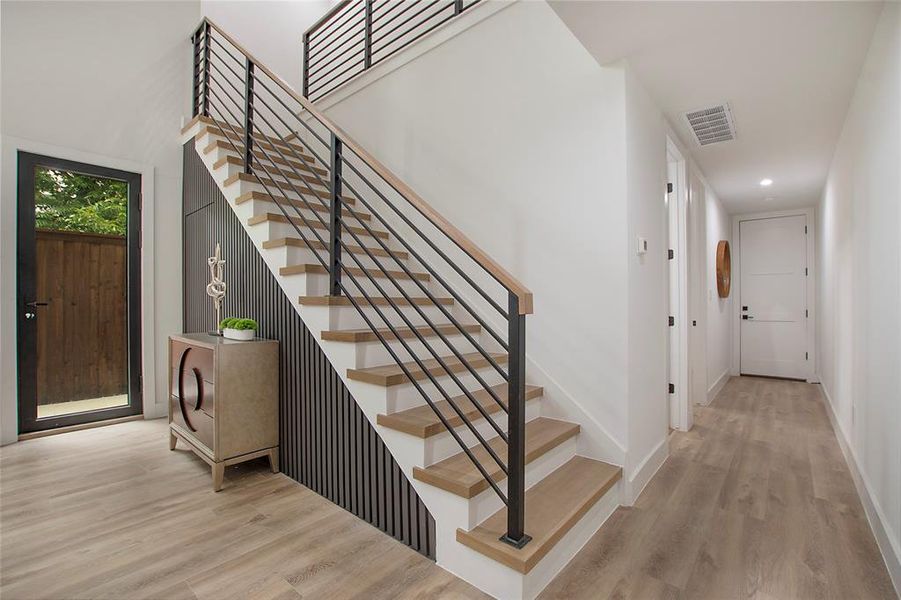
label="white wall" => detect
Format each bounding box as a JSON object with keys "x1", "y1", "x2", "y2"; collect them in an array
[
  {"x1": 624, "y1": 67, "x2": 669, "y2": 488},
  {"x1": 312, "y1": 1, "x2": 632, "y2": 462},
  {"x1": 200, "y1": 0, "x2": 332, "y2": 92},
  {"x1": 0, "y1": 1, "x2": 200, "y2": 443},
  {"x1": 704, "y1": 187, "x2": 732, "y2": 402},
  {"x1": 817, "y1": 2, "x2": 901, "y2": 590}
]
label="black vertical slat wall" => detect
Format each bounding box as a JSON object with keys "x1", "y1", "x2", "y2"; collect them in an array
[{"x1": 181, "y1": 143, "x2": 436, "y2": 558}]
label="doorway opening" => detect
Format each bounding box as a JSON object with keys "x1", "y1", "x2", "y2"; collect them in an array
[{"x1": 16, "y1": 152, "x2": 143, "y2": 434}]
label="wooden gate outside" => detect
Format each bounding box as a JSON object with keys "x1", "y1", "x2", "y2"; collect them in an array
[{"x1": 35, "y1": 229, "x2": 128, "y2": 405}]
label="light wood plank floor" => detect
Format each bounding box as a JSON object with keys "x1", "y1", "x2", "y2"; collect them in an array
[
  {"x1": 541, "y1": 376, "x2": 897, "y2": 599},
  {"x1": 1, "y1": 377, "x2": 895, "y2": 599},
  {"x1": 0, "y1": 421, "x2": 486, "y2": 600}
]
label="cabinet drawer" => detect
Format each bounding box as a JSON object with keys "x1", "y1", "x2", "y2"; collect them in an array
[
  {"x1": 170, "y1": 395, "x2": 214, "y2": 451},
  {"x1": 170, "y1": 367, "x2": 215, "y2": 417},
  {"x1": 170, "y1": 341, "x2": 214, "y2": 383}
]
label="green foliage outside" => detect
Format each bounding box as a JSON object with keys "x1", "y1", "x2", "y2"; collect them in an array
[
  {"x1": 219, "y1": 317, "x2": 259, "y2": 331},
  {"x1": 34, "y1": 168, "x2": 127, "y2": 235}
]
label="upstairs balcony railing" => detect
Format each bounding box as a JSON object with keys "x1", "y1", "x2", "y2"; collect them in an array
[
  {"x1": 302, "y1": 0, "x2": 482, "y2": 101},
  {"x1": 191, "y1": 17, "x2": 533, "y2": 548}
]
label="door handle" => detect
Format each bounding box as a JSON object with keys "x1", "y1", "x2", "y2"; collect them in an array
[
  {"x1": 25, "y1": 301, "x2": 49, "y2": 308},
  {"x1": 742, "y1": 315, "x2": 754, "y2": 320}
]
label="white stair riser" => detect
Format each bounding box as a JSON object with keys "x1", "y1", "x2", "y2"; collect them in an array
[
  {"x1": 325, "y1": 332, "x2": 480, "y2": 370},
  {"x1": 239, "y1": 196, "x2": 372, "y2": 229},
  {"x1": 202, "y1": 133, "x2": 324, "y2": 174},
  {"x1": 248, "y1": 219, "x2": 388, "y2": 249},
  {"x1": 422, "y1": 399, "x2": 542, "y2": 467},
  {"x1": 269, "y1": 244, "x2": 414, "y2": 273},
  {"x1": 326, "y1": 301, "x2": 462, "y2": 331},
  {"x1": 382, "y1": 367, "x2": 508, "y2": 413}
]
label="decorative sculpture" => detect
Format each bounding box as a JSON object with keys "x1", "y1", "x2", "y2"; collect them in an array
[{"x1": 206, "y1": 243, "x2": 227, "y2": 334}]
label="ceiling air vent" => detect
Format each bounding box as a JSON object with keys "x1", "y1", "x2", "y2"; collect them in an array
[{"x1": 683, "y1": 103, "x2": 736, "y2": 146}]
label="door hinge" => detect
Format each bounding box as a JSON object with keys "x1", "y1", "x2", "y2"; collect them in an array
[
  {"x1": 805, "y1": 309, "x2": 808, "y2": 318},
  {"x1": 668, "y1": 383, "x2": 675, "y2": 394},
  {"x1": 805, "y1": 267, "x2": 808, "y2": 276},
  {"x1": 667, "y1": 182, "x2": 674, "y2": 194},
  {"x1": 669, "y1": 316, "x2": 675, "y2": 327},
  {"x1": 805, "y1": 352, "x2": 809, "y2": 360},
  {"x1": 668, "y1": 249, "x2": 674, "y2": 260}
]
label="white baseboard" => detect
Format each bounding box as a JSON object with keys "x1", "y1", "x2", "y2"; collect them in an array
[
  {"x1": 820, "y1": 383, "x2": 901, "y2": 596},
  {"x1": 704, "y1": 370, "x2": 730, "y2": 405},
  {"x1": 623, "y1": 437, "x2": 668, "y2": 506}
]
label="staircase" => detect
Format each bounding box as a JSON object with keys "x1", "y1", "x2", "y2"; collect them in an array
[{"x1": 182, "y1": 17, "x2": 622, "y2": 600}]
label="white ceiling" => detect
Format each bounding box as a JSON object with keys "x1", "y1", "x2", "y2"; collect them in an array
[{"x1": 549, "y1": 1, "x2": 884, "y2": 213}]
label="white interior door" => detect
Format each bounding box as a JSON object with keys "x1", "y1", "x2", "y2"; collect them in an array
[{"x1": 739, "y1": 215, "x2": 808, "y2": 379}]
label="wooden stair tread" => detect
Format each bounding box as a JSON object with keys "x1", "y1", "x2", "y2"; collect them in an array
[
  {"x1": 323, "y1": 323, "x2": 480, "y2": 343},
  {"x1": 298, "y1": 295, "x2": 454, "y2": 307},
  {"x1": 347, "y1": 352, "x2": 507, "y2": 387},
  {"x1": 456, "y1": 456, "x2": 622, "y2": 573},
  {"x1": 247, "y1": 212, "x2": 386, "y2": 240},
  {"x1": 378, "y1": 383, "x2": 542, "y2": 438},
  {"x1": 280, "y1": 263, "x2": 429, "y2": 282},
  {"x1": 413, "y1": 417, "x2": 578, "y2": 498},
  {"x1": 216, "y1": 156, "x2": 330, "y2": 190},
  {"x1": 203, "y1": 139, "x2": 328, "y2": 177},
  {"x1": 236, "y1": 191, "x2": 370, "y2": 221},
  {"x1": 194, "y1": 118, "x2": 313, "y2": 156},
  {"x1": 263, "y1": 237, "x2": 408, "y2": 260},
  {"x1": 224, "y1": 172, "x2": 357, "y2": 205}
]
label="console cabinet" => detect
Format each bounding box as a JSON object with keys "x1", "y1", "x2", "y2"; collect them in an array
[{"x1": 168, "y1": 333, "x2": 279, "y2": 491}]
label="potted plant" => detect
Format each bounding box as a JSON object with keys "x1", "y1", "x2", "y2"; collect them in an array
[{"x1": 219, "y1": 317, "x2": 258, "y2": 341}]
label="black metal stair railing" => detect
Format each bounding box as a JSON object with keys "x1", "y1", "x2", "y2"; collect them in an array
[
  {"x1": 302, "y1": 0, "x2": 482, "y2": 102},
  {"x1": 191, "y1": 18, "x2": 532, "y2": 548}
]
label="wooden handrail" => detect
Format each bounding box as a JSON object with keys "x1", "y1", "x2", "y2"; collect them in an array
[{"x1": 199, "y1": 17, "x2": 533, "y2": 315}]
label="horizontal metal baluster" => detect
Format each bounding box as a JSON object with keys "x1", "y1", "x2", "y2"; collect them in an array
[
  {"x1": 334, "y1": 177, "x2": 511, "y2": 403},
  {"x1": 250, "y1": 73, "x2": 330, "y2": 151},
  {"x1": 340, "y1": 156, "x2": 509, "y2": 322},
  {"x1": 331, "y1": 275, "x2": 510, "y2": 501},
  {"x1": 327, "y1": 198, "x2": 512, "y2": 430},
  {"x1": 307, "y1": 41, "x2": 365, "y2": 82},
  {"x1": 337, "y1": 168, "x2": 509, "y2": 353},
  {"x1": 307, "y1": 1, "x2": 364, "y2": 48},
  {"x1": 370, "y1": 0, "x2": 406, "y2": 27},
  {"x1": 371, "y1": 8, "x2": 456, "y2": 66},
  {"x1": 328, "y1": 258, "x2": 510, "y2": 475},
  {"x1": 208, "y1": 34, "x2": 246, "y2": 68},
  {"x1": 371, "y1": 0, "x2": 439, "y2": 37},
  {"x1": 207, "y1": 63, "x2": 247, "y2": 110},
  {"x1": 207, "y1": 46, "x2": 246, "y2": 83},
  {"x1": 242, "y1": 98, "x2": 331, "y2": 189},
  {"x1": 371, "y1": 1, "x2": 453, "y2": 57},
  {"x1": 307, "y1": 57, "x2": 367, "y2": 99},
  {"x1": 307, "y1": 11, "x2": 365, "y2": 64}
]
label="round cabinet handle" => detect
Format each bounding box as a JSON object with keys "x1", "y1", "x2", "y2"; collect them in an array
[{"x1": 177, "y1": 347, "x2": 197, "y2": 432}]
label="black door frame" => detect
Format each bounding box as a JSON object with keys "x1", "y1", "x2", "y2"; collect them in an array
[{"x1": 16, "y1": 151, "x2": 143, "y2": 433}]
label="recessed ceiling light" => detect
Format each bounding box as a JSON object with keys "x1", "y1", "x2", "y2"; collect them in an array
[{"x1": 760, "y1": 178, "x2": 773, "y2": 187}]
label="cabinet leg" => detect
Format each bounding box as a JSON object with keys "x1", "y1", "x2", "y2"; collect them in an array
[
  {"x1": 267, "y1": 448, "x2": 279, "y2": 473},
  {"x1": 169, "y1": 432, "x2": 177, "y2": 451},
  {"x1": 212, "y1": 463, "x2": 225, "y2": 492}
]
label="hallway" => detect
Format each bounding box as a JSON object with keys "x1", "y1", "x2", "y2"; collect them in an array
[
  {"x1": 542, "y1": 377, "x2": 896, "y2": 599},
  {"x1": 0, "y1": 377, "x2": 895, "y2": 599}
]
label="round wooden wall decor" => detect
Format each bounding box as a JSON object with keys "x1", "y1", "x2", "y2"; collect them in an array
[{"x1": 716, "y1": 240, "x2": 731, "y2": 298}]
